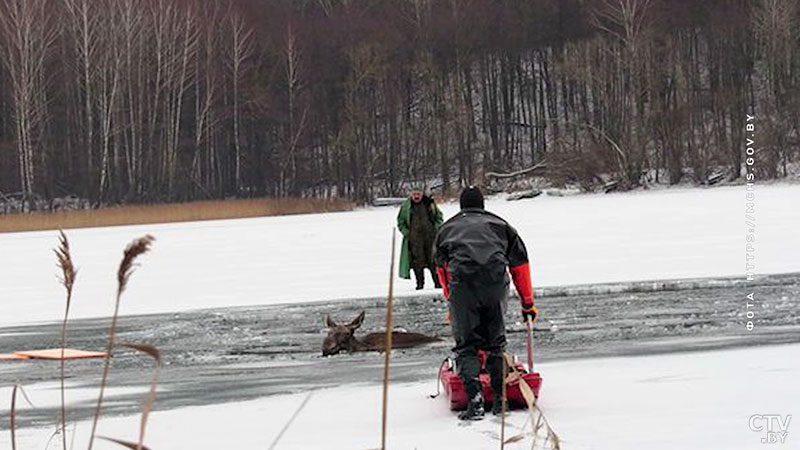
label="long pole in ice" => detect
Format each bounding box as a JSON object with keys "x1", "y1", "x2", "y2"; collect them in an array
[{"x1": 380, "y1": 229, "x2": 397, "y2": 450}]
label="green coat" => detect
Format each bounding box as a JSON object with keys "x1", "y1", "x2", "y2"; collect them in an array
[{"x1": 397, "y1": 196, "x2": 443, "y2": 279}]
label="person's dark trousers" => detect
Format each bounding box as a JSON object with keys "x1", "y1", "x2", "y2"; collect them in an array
[
  {"x1": 429, "y1": 265, "x2": 442, "y2": 288},
  {"x1": 449, "y1": 276, "x2": 508, "y2": 401},
  {"x1": 414, "y1": 266, "x2": 442, "y2": 289},
  {"x1": 486, "y1": 352, "x2": 504, "y2": 406},
  {"x1": 413, "y1": 268, "x2": 425, "y2": 289}
]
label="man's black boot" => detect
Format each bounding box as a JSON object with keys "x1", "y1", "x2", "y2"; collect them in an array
[
  {"x1": 487, "y1": 353, "x2": 506, "y2": 416},
  {"x1": 458, "y1": 392, "x2": 485, "y2": 421},
  {"x1": 413, "y1": 268, "x2": 424, "y2": 290},
  {"x1": 491, "y1": 397, "x2": 506, "y2": 416},
  {"x1": 455, "y1": 352, "x2": 483, "y2": 420}
]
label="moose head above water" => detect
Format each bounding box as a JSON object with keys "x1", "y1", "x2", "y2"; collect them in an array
[{"x1": 321, "y1": 311, "x2": 440, "y2": 356}]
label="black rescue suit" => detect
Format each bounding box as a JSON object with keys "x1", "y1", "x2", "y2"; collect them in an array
[{"x1": 434, "y1": 208, "x2": 534, "y2": 401}]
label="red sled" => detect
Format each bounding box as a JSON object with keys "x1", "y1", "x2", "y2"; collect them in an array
[
  {"x1": 437, "y1": 352, "x2": 542, "y2": 410},
  {"x1": 437, "y1": 318, "x2": 542, "y2": 410}
]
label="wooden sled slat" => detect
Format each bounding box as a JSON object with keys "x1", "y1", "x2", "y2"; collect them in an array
[{"x1": 13, "y1": 348, "x2": 108, "y2": 360}]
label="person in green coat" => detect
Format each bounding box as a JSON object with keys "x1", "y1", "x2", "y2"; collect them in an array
[{"x1": 397, "y1": 187, "x2": 444, "y2": 289}]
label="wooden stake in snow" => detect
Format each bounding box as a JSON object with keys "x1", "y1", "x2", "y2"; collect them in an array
[
  {"x1": 380, "y1": 229, "x2": 396, "y2": 450},
  {"x1": 500, "y1": 353, "x2": 507, "y2": 449}
]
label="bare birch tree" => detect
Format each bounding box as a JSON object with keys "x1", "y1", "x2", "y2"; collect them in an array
[
  {"x1": 62, "y1": 0, "x2": 101, "y2": 199},
  {"x1": 227, "y1": 5, "x2": 254, "y2": 193},
  {"x1": 0, "y1": 0, "x2": 56, "y2": 204},
  {"x1": 281, "y1": 23, "x2": 309, "y2": 196}
]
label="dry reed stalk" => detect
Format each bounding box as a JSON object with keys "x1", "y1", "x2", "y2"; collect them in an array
[
  {"x1": 501, "y1": 354, "x2": 560, "y2": 450},
  {"x1": 9, "y1": 384, "x2": 33, "y2": 450},
  {"x1": 380, "y1": 229, "x2": 397, "y2": 450},
  {"x1": 88, "y1": 235, "x2": 155, "y2": 450},
  {"x1": 10, "y1": 384, "x2": 18, "y2": 450},
  {"x1": 267, "y1": 391, "x2": 314, "y2": 450},
  {"x1": 44, "y1": 423, "x2": 70, "y2": 450},
  {"x1": 55, "y1": 230, "x2": 78, "y2": 450},
  {"x1": 119, "y1": 343, "x2": 161, "y2": 450},
  {"x1": 0, "y1": 197, "x2": 354, "y2": 233},
  {"x1": 98, "y1": 436, "x2": 152, "y2": 450}
]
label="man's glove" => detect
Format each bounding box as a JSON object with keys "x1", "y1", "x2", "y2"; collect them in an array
[{"x1": 522, "y1": 304, "x2": 538, "y2": 322}]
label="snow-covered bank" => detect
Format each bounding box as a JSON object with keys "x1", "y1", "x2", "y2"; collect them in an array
[
  {"x1": 1, "y1": 184, "x2": 798, "y2": 327},
  {"x1": 4, "y1": 343, "x2": 797, "y2": 449}
]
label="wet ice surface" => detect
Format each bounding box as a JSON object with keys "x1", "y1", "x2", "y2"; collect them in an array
[{"x1": 1, "y1": 273, "x2": 798, "y2": 430}]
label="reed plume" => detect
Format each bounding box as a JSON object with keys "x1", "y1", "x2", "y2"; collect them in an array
[
  {"x1": 88, "y1": 235, "x2": 155, "y2": 450},
  {"x1": 117, "y1": 235, "x2": 156, "y2": 295},
  {"x1": 55, "y1": 230, "x2": 78, "y2": 450}
]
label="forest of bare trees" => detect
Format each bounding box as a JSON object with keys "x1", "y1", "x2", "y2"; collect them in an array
[{"x1": 0, "y1": 0, "x2": 797, "y2": 207}]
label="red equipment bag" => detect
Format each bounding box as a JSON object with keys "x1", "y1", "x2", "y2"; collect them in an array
[{"x1": 436, "y1": 351, "x2": 542, "y2": 410}]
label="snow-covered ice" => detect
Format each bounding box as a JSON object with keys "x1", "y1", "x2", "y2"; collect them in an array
[
  {"x1": 0, "y1": 382, "x2": 148, "y2": 410},
  {"x1": 1, "y1": 184, "x2": 798, "y2": 328},
  {"x1": 3, "y1": 343, "x2": 797, "y2": 449}
]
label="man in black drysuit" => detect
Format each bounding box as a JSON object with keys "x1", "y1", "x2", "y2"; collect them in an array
[{"x1": 434, "y1": 186, "x2": 538, "y2": 420}]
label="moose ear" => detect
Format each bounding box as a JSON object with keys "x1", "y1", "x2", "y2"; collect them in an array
[
  {"x1": 348, "y1": 311, "x2": 365, "y2": 330},
  {"x1": 326, "y1": 315, "x2": 337, "y2": 328}
]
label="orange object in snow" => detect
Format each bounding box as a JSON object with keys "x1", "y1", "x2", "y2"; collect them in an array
[
  {"x1": 0, "y1": 353, "x2": 29, "y2": 360},
  {"x1": 12, "y1": 348, "x2": 108, "y2": 360}
]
